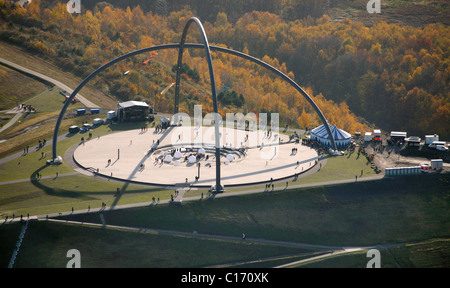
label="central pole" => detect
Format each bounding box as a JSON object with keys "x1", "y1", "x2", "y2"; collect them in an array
[{"x1": 174, "y1": 17, "x2": 223, "y2": 192}]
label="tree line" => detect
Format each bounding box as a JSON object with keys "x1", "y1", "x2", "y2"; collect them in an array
[{"x1": 0, "y1": 0, "x2": 448, "y2": 138}]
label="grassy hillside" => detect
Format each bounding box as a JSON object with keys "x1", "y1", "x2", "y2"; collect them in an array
[
  {"x1": 0, "y1": 64, "x2": 47, "y2": 111},
  {"x1": 0, "y1": 42, "x2": 118, "y2": 110}
]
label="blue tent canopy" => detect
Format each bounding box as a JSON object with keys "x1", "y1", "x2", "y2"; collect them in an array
[{"x1": 310, "y1": 124, "x2": 351, "y2": 148}]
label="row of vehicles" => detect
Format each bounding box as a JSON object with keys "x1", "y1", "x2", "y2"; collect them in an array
[
  {"x1": 69, "y1": 118, "x2": 104, "y2": 134},
  {"x1": 428, "y1": 141, "x2": 448, "y2": 151}
]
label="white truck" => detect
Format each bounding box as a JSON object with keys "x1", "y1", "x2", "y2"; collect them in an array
[{"x1": 429, "y1": 141, "x2": 446, "y2": 149}]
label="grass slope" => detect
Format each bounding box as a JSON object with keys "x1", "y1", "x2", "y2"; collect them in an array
[
  {"x1": 61, "y1": 173, "x2": 450, "y2": 247},
  {"x1": 0, "y1": 65, "x2": 47, "y2": 111},
  {"x1": 1, "y1": 172, "x2": 448, "y2": 268},
  {"x1": 7, "y1": 221, "x2": 311, "y2": 268}
]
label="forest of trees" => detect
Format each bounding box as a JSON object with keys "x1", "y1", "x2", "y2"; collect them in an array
[
  {"x1": 0, "y1": 0, "x2": 448, "y2": 138},
  {"x1": 35, "y1": 0, "x2": 330, "y2": 23}
]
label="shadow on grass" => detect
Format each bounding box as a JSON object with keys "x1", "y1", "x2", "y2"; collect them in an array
[{"x1": 29, "y1": 164, "x2": 163, "y2": 201}]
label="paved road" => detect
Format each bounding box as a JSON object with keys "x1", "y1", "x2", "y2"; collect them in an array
[
  {"x1": 0, "y1": 108, "x2": 24, "y2": 134},
  {"x1": 0, "y1": 57, "x2": 99, "y2": 108},
  {"x1": 0, "y1": 133, "x2": 74, "y2": 165}
]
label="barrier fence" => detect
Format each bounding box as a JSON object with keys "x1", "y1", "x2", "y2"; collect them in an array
[{"x1": 385, "y1": 166, "x2": 423, "y2": 175}]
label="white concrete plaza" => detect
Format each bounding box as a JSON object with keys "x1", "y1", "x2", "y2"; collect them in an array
[{"x1": 73, "y1": 126, "x2": 319, "y2": 187}]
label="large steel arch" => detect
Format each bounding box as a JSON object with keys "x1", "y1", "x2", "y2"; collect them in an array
[
  {"x1": 51, "y1": 17, "x2": 337, "y2": 191},
  {"x1": 173, "y1": 17, "x2": 222, "y2": 192}
]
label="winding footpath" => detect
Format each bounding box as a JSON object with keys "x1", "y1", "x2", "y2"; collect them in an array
[
  {"x1": 0, "y1": 57, "x2": 98, "y2": 108},
  {"x1": 0, "y1": 57, "x2": 99, "y2": 137}
]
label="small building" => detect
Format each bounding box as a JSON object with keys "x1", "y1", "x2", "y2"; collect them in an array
[
  {"x1": 310, "y1": 123, "x2": 352, "y2": 148},
  {"x1": 116, "y1": 101, "x2": 153, "y2": 122},
  {"x1": 364, "y1": 132, "x2": 372, "y2": 142}
]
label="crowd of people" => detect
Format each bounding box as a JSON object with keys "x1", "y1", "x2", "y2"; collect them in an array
[{"x1": 19, "y1": 103, "x2": 36, "y2": 113}]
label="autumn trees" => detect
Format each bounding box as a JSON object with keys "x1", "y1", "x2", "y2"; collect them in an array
[{"x1": 0, "y1": 1, "x2": 448, "y2": 139}]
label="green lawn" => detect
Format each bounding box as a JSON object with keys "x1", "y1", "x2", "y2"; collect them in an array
[
  {"x1": 0, "y1": 64, "x2": 47, "y2": 111},
  {"x1": 62, "y1": 173, "x2": 450, "y2": 247},
  {"x1": 2, "y1": 172, "x2": 448, "y2": 268},
  {"x1": 0, "y1": 121, "x2": 177, "y2": 217},
  {"x1": 389, "y1": 238, "x2": 450, "y2": 268},
  {"x1": 24, "y1": 86, "x2": 84, "y2": 113},
  {"x1": 8, "y1": 221, "x2": 312, "y2": 268},
  {"x1": 0, "y1": 175, "x2": 175, "y2": 218},
  {"x1": 0, "y1": 120, "x2": 110, "y2": 182},
  {"x1": 292, "y1": 250, "x2": 397, "y2": 268},
  {"x1": 294, "y1": 238, "x2": 450, "y2": 268}
]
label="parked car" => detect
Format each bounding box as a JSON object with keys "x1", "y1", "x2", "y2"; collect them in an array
[
  {"x1": 436, "y1": 145, "x2": 448, "y2": 151},
  {"x1": 429, "y1": 141, "x2": 446, "y2": 148},
  {"x1": 93, "y1": 118, "x2": 104, "y2": 126}
]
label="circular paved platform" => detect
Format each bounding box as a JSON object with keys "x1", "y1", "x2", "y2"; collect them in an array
[{"x1": 73, "y1": 126, "x2": 319, "y2": 187}]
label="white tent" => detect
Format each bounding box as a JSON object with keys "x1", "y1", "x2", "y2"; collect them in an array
[
  {"x1": 226, "y1": 154, "x2": 235, "y2": 162},
  {"x1": 188, "y1": 155, "x2": 197, "y2": 163},
  {"x1": 174, "y1": 160, "x2": 181, "y2": 166},
  {"x1": 310, "y1": 123, "x2": 351, "y2": 148},
  {"x1": 198, "y1": 148, "x2": 206, "y2": 155},
  {"x1": 164, "y1": 155, "x2": 173, "y2": 162},
  {"x1": 174, "y1": 151, "x2": 182, "y2": 158}
]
